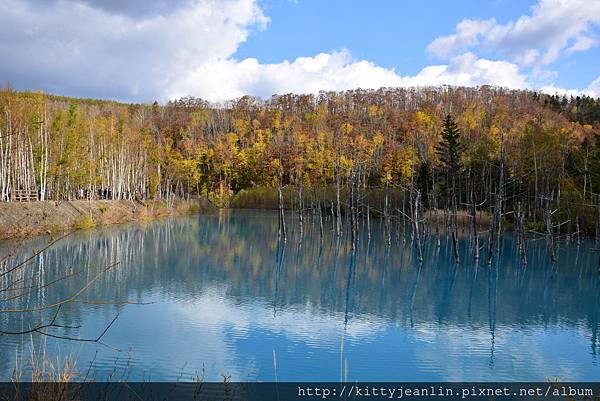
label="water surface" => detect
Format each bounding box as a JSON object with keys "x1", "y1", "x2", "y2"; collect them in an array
[{"x1": 1, "y1": 210, "x2": 599, "y2": 381}]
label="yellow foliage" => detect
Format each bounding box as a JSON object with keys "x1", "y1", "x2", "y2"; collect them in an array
[
  {"x1": 382, "y1": 169, "x2": 392, "y2": 184},
  {"x1": 367, "y1": 105, "x2": 382, "y2": 118},
  {"x1": 339, "y1": 155, "x2": 354, "y2": 171},
  {"x1": 271, "y1": 111, "x2": 281, "y2": 130},
  {"x1": 461, "y1": 104, "x2": 485, "y2": 131},
  {"x1": 414, "y1": 111, "x2": 434, "y2": 130},
  {"x1": 373, "y1": 132, "x2": 384, "y2": 147},
  {"x1": 396, "y1": 145, "x2": 416, "y2": 181},
  {"x1": 74, "y1": 215, "x2": 95, "y2": 230},
  {"x1": 488, "y1": 125, "x2": 501, "y2": 156},
  {"x1": 252, "y1": 140, "x2": 265, "y2": 154},
  {"x1": 233, "y1": 118, "x2": 249, "y2": 135},
  {"x1": 226, "y1": 132, "x2": 238, "y2": 145},
  {"x1": 190, "y1": 110, "x2": 206, "y2": 128},
  {"x1": 269, "y1": 159, "x2": 282, "y2": 174}
]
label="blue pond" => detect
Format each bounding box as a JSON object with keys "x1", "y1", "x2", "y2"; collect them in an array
[{"x1": 1, "y1": 210, "x2": 599, "y2": 381}]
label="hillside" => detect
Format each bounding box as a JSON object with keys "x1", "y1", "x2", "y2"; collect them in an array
[{"x1": 1, "y1": 86, "x2": 600, "y2": 233}]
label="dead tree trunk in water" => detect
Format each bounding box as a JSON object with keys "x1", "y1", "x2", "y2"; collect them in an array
[
  {"x1": 335, "y1": 162, "x2": 342, "y2": 238},
  {"x1": 594, "y1": 194, "x2": 600, "y2": 274},
  {"x1": 544, "y1": 192, "x2": 555, "y2": 263},
  {"x1": 575, "y1": 215, "x2": 581, "y2": 247},
  {"x1": 517, "y1": 201, "x2": 528, "y2": 266},
  {"x1": 430, "y1": 168, "x2": 441, "y2": 247},
  {"x1": 451, "y1": 226, "x2": 460, "y2": 264},
  {"x1": 495, "y1": 133, "x2": 506, "y2": 254},
  {"x1": 350, "y1": 171, "x2": 357, "y2": 249},
  {"x1": 487, "y1": 139, "x2": 505, "y2": 266},
  {"x1": 278, "y1": 184, "x2": 287, "y2": 243},
  {"x1": 298, "y1": 180, "x2": 304, "y2": 239},
  {"x1": 595, "y1": 193, "x2": 600, "y2": 250},
  {"x1": 450, "y1": 161, "x2": 460, "y2": 264},
  {"x1": 366, "y1": 204, "x2": 371, "y2": 241},
  {"x1": 470, "y1": 173, "x2": 479, "y2": 260},
  {"x1": 402, "y1": 193, "x2": 407, "y2": 244},
  {"x1": 486, "y1": 188, "x2": 498, "y2": 267},
  {"x1": 384, "y1": 180, "x2": 391, "y2": 246},
  {"x1": 413, "y1": 190, "x2": 423, "y2": 263},
  {"x1": 318, "y1": 188, "x2": 324, "y2": 239},
  {"x1": 331, "y1": 201, "x2": 335, "y2": 232}
]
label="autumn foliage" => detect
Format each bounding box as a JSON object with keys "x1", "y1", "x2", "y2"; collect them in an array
[{"x1": 1, "y1": 86, "x2": 599, "y2": 230}]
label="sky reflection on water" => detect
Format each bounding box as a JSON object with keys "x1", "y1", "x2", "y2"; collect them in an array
[{"x1": 1, "y1": 210, "x2": 599, "y2": 381}]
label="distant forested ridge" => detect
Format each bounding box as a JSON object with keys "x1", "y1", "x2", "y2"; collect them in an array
[{"x1": 1, "y1": 86, "x2": 600, "y2": 234}]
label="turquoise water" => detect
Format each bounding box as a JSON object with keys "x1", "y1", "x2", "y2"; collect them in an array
[{"x1": 1, "y1": 210, "x2": 599, "y2": 381}]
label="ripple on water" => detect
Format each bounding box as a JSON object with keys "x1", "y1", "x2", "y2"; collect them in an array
[{"x1": 1, "y1": 213, "x2": 600, "y2": 381}]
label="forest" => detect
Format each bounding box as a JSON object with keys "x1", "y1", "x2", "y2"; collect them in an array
[{"x1": 2, "y1": 85, "x2": 600, "y2": 254}]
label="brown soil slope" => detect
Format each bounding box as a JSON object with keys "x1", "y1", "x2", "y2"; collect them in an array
[{"x1": 0, "y1": 198, "x2": 216, "y2": 240}]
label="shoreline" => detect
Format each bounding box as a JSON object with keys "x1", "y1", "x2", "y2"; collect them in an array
[{"x1": 0, "y1": 198, "x2": 216, "y2": 241}]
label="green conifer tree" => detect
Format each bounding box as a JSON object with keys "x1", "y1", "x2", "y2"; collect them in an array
[{"x1": 435, "y1": 114, "x2": 464, "y2": 205}]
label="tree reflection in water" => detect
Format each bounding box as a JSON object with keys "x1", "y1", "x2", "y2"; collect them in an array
[{"x1": 0, "y1": 210, "x2": 599, "y2": 381}]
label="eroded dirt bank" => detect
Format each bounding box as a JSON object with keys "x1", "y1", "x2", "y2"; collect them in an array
[{"x1": 0, "y1": 198, "x2": 216, "y2": 240}]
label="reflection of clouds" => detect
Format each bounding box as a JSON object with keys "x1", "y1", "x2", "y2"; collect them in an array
[
  {"x1": 72, "y1": 284, "x2": 390, "y2": 381},
  {"x1": 176, "y1": 284, "x2": 387, "y2": 347},
  {"x1": 4, "y1": 214, "x2": 600, "y2": 381},
  {"x1": 70, "y1": 298, "x2": 250, "y2": 381},
  {"x1": 411, "y1": 323, "x2": 591, "y2": 381},
  {"x1": 170, "y1": 287, "x2": 599, "y2": 381},
  {"x1": 65, "y1": 298, "x2": 600, "y2": 381}
]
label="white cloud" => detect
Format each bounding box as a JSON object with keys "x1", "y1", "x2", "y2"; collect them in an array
[
  {"x1": 402, "y1": 53, "x2": 528, "y2": 89},
  {"x1": 0, "y1": 0, "x2": 533, "y2": 102},
  {"x1": 586, "y1": 76, "x2": 600, "y2": 97},
  {"x1": 167, "y1": 50, "x2": 406, "y2": 100},
  {"x1": 535, "y1": 74, "x2": 600, "y2": 98},
  {"x1": 566, "y1": 35, "x2": 598, "y2": 54},
  {"x1": 0, "y1": 0, "x2": 269, "y2": 101},
  {"x1": 170, "y1": 51, "x2": 530, "y2": 102},
  {"x1": 0, "y1": 0, "x2": 597, "y2": 102},
  {"x1": 427, "y1": 19, "x2": 498, "y2": 59},
  {"x1": 427, "y1": 0, "x2": 600, "y2": 67}
]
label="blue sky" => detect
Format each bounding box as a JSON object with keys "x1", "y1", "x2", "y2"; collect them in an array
[
  {"x1": 237, "y1": 0, "x2": 532, "y2": 72},
  {"x1": 1, "y1": 0, "x2": 599, "y2": 102},
  {"x1": 236, "y1": 0, "x2": 599, "y2": 90}
]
